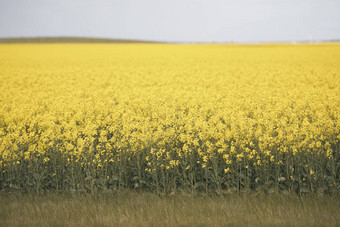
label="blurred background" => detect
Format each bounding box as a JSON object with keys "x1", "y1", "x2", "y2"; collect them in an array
[{"x1": 0, "y1": 0, "x2": 340, "y2": 43}]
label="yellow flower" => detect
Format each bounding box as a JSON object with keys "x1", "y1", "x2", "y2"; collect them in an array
[{"x1": 0, "y1": 43, "x2": 338, "y2": 193}]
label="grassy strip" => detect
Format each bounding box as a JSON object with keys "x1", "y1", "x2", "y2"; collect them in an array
[
  {"x1": 0, "y1": 37, "x2": 158, "y2": 43},
  {"x1": 0, "y1": 192, "x2": 339, "y2": 226}
]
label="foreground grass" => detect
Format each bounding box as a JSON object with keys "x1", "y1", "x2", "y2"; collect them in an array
[{"x1": 0, "y1": 192, "x2": 339, "y2": 226}]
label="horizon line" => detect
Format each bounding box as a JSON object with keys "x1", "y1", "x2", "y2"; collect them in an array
[{"x1": 1, "y1": 36, "x2": 340, "y2": 44}]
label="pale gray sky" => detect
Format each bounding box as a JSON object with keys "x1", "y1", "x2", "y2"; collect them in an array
[{"x1": 0, "y1": 0, "x2": 339, "y2": 43}]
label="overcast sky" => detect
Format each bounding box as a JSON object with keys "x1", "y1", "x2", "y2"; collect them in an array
[{"x1": 1, "y1": 0, "x2": 340, "y2": 43}]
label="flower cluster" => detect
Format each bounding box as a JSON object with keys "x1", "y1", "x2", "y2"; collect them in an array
[{"x1": 0, "y1": 43, "x2": 339, "y2": 193}]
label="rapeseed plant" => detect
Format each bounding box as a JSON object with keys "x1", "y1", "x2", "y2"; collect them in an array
[{"x1": 0, "y1": 43, "x2": 339, "y2": 193}]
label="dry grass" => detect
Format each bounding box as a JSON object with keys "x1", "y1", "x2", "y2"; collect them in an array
[{"x1": 0, "y1": 192, "x2": 339, "y2": 226}]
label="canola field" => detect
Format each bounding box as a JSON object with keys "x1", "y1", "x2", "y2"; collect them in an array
[{"x1": 0, "y1": 43, "x2": 339, "y2": 194}]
